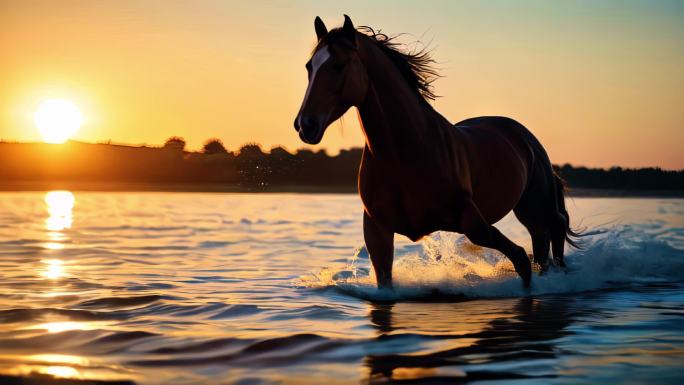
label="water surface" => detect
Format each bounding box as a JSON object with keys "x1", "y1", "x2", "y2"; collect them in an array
[{"x1": 0, "y1": 192, "x2": 682, "y2": 384}]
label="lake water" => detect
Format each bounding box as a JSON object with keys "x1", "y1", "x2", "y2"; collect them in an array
[{"x1": 0, "y1": 192, "x2": 682, "y2": 385}]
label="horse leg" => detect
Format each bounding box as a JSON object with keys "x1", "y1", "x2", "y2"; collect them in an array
[
  {"x1": 531, "y1": 231, "x2": 551, "y2": 273},
  {"x1": 551, "y1": 214, "x2": 568, "y2": 269},
  {"x1": 513, "y1": 201, "x2": 552, "y2": 274},
  {"x1": 460, "y1": 200, "x2": 532, "y2": 288},
  {"x1": 364, "y1": 212, "x2": 394, "y2": 289}
]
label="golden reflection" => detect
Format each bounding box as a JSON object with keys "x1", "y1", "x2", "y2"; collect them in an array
[
  {"x1": 43, "y1": 242, "x2": 65, "y2": 250},
  {"x1": 45, "y1": 191, "x2": 75, "y2": 232},
  {"x1": 392, "y1": 367, "x2": 442, "y2": 380},
  {"x1": 28, "y1": 321, "x2": 105, "y2": 333},
  {"x1": 40, "y1": 191, "x2": 74, "y2": 280},
  {"x1": 0, "y1": 355, "x2": 133, "y2": 383},
  {"x1": 44, "y1": 365, "x2": 81, "y2": 379},
  {"x1": 41, "y1": 258, "x2": 65, "y2": 280},
  {"x1": 2, "y1": 364, "x2": 82, "y2": 380},
  {"x1": 27, "y1": 354, "x2": 90, "y2": 366}
]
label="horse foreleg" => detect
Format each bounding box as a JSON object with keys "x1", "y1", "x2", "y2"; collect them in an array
[
  {"x1": 364, "y1": 211, "x2": 394, "y2": 290},
  {"x1": 459, "y1": 199, "x2": 532, "y2": 288}
]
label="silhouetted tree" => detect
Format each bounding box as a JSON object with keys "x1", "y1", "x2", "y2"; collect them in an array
[
  {"x1": 554, "y1": 164, "x2": 684, "y2": 191},
  {"x1": 268, "y1": 146, "x2": 298, "y2": 184},
  {"x1": 238, "y1": 143, "x2": 265, "y2": 158},
  {"x1": 236, "y1": 143, "x2": 269, "y2": 190},
  {"x1": 270, "y1": 146, "x2": 294, "y2": 159},
  {"x1": 163, "y1": 136, "x2": 186, "y2": 151},
  {"x1": 202, "y1": 138, "x2": 228, "y2": 154}
]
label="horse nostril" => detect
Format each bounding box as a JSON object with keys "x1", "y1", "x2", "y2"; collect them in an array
[
  {"x1": 297, "y1": 116, "x2": 324, "y2": 144},
  {"x1": 300, "y1": 116, "x2": 317, "y2": 130}
]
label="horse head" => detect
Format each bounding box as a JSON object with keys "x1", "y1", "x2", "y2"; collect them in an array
[{"x1": 294, "y1": 15, "x2": 368, "y2": 144}]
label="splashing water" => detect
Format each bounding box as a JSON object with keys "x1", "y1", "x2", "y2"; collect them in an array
[{"x1": 297, "y1": 224, "x2": 684, "y2": 301}]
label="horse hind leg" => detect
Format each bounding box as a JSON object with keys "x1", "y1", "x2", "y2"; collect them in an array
[
  {"x1": 531, "y1": 230, "x2": 551, "y2": 273},
  {"x1": 551, "y1": 173, "x2": 579, "y2": 269},
  {"x1": 551, "y1": 214, "x2": 568, "y2": 269},
  {"x1": 461, "y1": 199, "x2": 531, "y2": 288},
  {"x1": 513, "y1": 195, "x2": 551, "y2": 274}
]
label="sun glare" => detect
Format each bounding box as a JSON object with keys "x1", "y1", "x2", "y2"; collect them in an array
[
  {"x1": 34, "y1": 99, "x2": 82, "y2": 144},
  {"x1": 45, "y1": 190, "x2": 75, "y2": 231}
]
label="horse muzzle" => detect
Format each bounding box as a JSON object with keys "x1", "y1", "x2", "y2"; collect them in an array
[{"x1": 296, "y1": 115, "x2": 326, "y2": 144}]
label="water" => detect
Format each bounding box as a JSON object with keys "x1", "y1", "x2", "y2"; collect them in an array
[{"x1": 0, "y1": 192, "x2": 682, "y2": 385}]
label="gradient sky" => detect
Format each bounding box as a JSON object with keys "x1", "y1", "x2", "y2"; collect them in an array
[{"x1": 1, "y1": 0, "x2": 683, "y2": 168}]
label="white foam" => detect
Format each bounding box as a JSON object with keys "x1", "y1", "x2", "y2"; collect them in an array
[{"x1": 295, "y1": 225, "x2": 684, "y2": 301}]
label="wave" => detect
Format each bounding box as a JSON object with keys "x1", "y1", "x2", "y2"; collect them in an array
[
  {"x1": 129, "y1": 333, "x2": 337, "y2": 367},
  {"x1": 76, "y1": 295, "x2": 167, "y2": 309},
  {"x1": 0, "y1": 307, "x2": 126, "y2": 324},
  {"x1": 296, "y1": 224, "x2": 684, "y2": 302}
]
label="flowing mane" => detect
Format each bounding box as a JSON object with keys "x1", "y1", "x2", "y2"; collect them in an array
[{"x1": 316, "y1": 26, "x2": 440, "y2": 101}]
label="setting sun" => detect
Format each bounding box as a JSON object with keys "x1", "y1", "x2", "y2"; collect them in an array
[{"x1": 34, "y1": 99, "x2": 82, "y2": 144}]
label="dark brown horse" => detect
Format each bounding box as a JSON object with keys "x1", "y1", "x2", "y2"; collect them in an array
[{"x1": 294, "y1": 15, "x2": 579, "y2": 289}]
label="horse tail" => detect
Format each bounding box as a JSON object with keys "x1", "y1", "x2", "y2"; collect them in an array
[{"x1": 553, "y1": 172, "x2": 584, "y2": 249}]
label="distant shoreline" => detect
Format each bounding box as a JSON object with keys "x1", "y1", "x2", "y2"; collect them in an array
[
  {"x1": 1, "y1": 181, "x2": 682, "y2": 197},
  {"x1": 2, "y1": 142, "x2": 681, "y2": 194}
]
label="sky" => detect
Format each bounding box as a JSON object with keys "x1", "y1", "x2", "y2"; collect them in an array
[{"x1": 1, "y1": 0, "x2": 683, "y2": 169}]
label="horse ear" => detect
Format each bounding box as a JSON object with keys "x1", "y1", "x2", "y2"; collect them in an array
[
  {"x1": 342, "y1": 14, "x2": 355, "y2": 41},
  {"x1": 314, "y1": 16, "x2": 328, "y2": 40}
]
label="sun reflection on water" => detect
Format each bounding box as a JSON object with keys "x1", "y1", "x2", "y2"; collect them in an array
[
  {"x1": 43, "y1": 365, "x2": 81, "y2": 379},
  {"x1": 45, "y1": 191, "x2": 75, "y2": 232},
  {"x1": 27, "y1": 321, "x2": 106, "y2": 333},
  {"x1": 27, "y1": 354, "x2": 90, "y2": 366},
  {"x1": 41, "y1": 259, "x2": 65, "y2": 280},
  {"x1": 40, "y1": 191, "x2": 75, "y2": 279},
  {"x1": 43, "y1": 242, "x2": 65, "y2": 250}
]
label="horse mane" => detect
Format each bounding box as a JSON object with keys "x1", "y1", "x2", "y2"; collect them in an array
[{"x1": 318, "y1": 26, "x2": 440, "y2": 102}]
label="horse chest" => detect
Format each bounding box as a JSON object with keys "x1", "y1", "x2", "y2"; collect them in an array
[{"x1": 359, "y1": 163, "x2": 460, "y2": 241}]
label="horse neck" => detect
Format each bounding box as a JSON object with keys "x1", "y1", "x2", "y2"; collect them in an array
[{"x1": 356, "y1": 41, "x2": 444, "y2": 160}]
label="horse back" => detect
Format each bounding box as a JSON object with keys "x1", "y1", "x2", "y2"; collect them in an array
[{"x1": 451, "y1": 116, "x2": 541, "y2": 223}]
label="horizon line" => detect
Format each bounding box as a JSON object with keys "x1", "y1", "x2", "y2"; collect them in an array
[{"x1": 0, "y1": 138, "x2": 681, "y2": 172}]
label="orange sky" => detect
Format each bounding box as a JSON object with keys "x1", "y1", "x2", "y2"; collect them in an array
[{"x1": 1, "y1": 0, "x2": 683, "y2": 169}]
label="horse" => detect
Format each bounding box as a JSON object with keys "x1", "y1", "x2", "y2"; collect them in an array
[{"x1": 294, "y1": 15, "x2": 580, "y2": 289}]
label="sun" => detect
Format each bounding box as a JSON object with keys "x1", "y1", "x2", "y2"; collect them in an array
[{"x1": 34, "y1": 99, "x2": 83, "y2": 144}]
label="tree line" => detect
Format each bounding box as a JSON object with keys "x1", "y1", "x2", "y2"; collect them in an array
[{"x1": 0, "y1": 136, "x2": 681, "y2": 193}]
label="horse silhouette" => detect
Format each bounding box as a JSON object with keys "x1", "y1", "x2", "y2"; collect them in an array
[{"x1": 294, "y1": 15, "x2": 580, "y2": 289}]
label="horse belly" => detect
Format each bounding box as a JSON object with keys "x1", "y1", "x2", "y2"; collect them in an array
[
  {"x1": 360, "y1": 170, "x2": 456, "y2": 241},
  {"x1": 469, "y1": 149, "x2": 528, "y2": 224}
]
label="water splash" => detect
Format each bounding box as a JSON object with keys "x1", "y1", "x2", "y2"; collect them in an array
[{"x1": 296, "y1": 224, "x2": 684, "y2": 301}]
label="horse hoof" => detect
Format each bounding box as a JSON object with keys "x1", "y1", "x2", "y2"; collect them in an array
[
  {"x1": 538, "y1": 263, "x2": 550, "y2": 276},
  {"x1": 516, "y1": 266, "x2": 531, "y2": 288},
  {"x1": 522, "y1": 277, "x2": 531, "y2": 289},
  {"x1": 377, "y1": 280, "x2": 394, "y2": 291},
  {"x1": 512, "y1": 249, "x2": 532, "y2": 289},
  {"x1": 553, "y1": 257, "x2": 567, "y2": 268}
]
